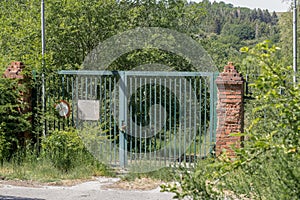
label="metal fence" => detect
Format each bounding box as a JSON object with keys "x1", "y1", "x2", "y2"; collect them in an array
[{"x1": 36, "y1": 70, "x2": 218, "y2": 170}]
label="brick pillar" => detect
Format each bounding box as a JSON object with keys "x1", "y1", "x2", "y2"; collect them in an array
[
  {"x1": 215, "y1": 62, "x2": 244, "y2": 157},
  {"x1": 3, "y1": 61, "x2": 31, "y2": 112},
  {"x1": 2, "y1": 61, "x2": 32, "y2": 141},
  {"x1": 3, "y1": 61, "x2": 25, "y2": 79}
]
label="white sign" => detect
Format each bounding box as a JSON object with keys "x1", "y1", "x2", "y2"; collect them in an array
[{"x1": 78, "y1": 100, "x2": 99, "y2": 121}]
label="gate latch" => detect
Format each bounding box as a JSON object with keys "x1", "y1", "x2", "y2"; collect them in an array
[{"x1": 120, "y1": 121, "x2": 126, "y2": 133}]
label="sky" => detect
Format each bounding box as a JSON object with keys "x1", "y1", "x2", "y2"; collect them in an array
[{"x1": 206, "y1": 0, "x2": 291, "y2": 12}]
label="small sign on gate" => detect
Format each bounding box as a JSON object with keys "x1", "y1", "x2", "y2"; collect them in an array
[{"x1": 78, "y1": 100, "x2": 100, "y2": 121}]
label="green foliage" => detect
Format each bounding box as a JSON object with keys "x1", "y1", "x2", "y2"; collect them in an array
[
  {"x1": 0, "y1": 77, "x2": 31, "y2": 161},
  {"x1": 0, "y1": 125, "x2": 9, "y2": 164},
  {"x1": 42, "y1": 128, "x2": 89, "y2": 172},
  {"x1": 0, "y1": 0, "x2": 289, "y2": 189},
  {"x1": 161, "y1": 159, "x2": 220, "y2": 199},
  {"x1": 0, "y1": 145, "x2": 113, "y2": 182},
  {"x1": 230, "y1": 41, "x2": 300, "y2": 198},
  {"x1": 198, "y1": 36, "x2": 242, "y2": 68},
  {"x1": 222, "y1": 23, "x2": 255, "y2": 40},
  {"x1": 278, "y1": 4, "x2": 300, "y2": 66},
  {"x1": 162, "y1": 41, "x2": 300, "y2": 199},
  {"x1": 0, "y1": 0, "x2": 280, "y2": 73},
  {"x1": 0, "y1": 0, "x2": 41, "y2": 71},
  {"x1": 78, "y1": 122, "x2": 114, "y2": 163}
]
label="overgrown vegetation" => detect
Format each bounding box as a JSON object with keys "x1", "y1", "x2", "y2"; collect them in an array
[
  {"x1": 0, "y1": 0, "x2": 299, "y2": 194},
  {"x1": 42, "y1": 128, "x2": 94, "y2": 172},
  {"x1": 162, "y1": 41, "x2": 300, "y2": 199},
  {"x1": 0, "y1": 69, "x2": 112, "y2": 181},
  {"x1": 0, "y1": 77, "x2": 31, "y2": 164},
  {"x1": 0, "y1": 150, "x2": 112, "y2": 183},
  {"x1": 0, "y1": 128, "x2": 113, "y2": 182}
]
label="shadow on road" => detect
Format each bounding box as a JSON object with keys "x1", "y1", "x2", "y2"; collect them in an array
[{"x1": 0, "y1": 196, "x2": 44, "y2": 200}]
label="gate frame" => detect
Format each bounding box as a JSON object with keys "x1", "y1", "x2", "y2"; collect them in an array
[{"x1": 57, "y1": 70, "x2": 219, "y2": 168}]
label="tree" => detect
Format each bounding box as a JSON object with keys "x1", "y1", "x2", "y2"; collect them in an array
[
  {"x1": 0, "y1": 0, "x2": 281, "y2": 72},
  {"x1": 278, "y1": 6, "x2": 300, "y2": 66},
  {"x1": 0, "y1": 0, "x2": 41, "y2": 72},
  {"x1": 222, "y1": 23, "x2": 255, "y2": 40}
]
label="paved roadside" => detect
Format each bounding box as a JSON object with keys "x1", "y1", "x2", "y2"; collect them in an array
[{"x1": 0, "y1": 177, "x2": 174, "y2": 200}]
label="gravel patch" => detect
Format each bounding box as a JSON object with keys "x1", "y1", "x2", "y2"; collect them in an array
[{"x1": 0, "y1": 177, "x2": 174, "y2": 200}]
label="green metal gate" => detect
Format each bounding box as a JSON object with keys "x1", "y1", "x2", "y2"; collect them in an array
[{"x1": 40, "y1": 70, "x2": 218, "y2": 170}]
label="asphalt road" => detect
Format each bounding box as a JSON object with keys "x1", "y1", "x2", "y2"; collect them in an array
[{"x1": 0, "y1": 178, "x2": 174, "y2": 200}]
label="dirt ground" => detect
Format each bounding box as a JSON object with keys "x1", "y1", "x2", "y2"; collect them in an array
[{"x1": 0, "y1": 177, "x2": 174, "y2": 200}]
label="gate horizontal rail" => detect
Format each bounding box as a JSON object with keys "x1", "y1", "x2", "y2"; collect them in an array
[{"x1": 58, "y1": 70, "x2": 215, "y2": 77}]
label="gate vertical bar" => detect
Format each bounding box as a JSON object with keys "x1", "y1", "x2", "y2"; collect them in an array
[
  {"x1": 75, "y1": 76, "x2": 79, "y2": 128},
  {"x1": 154, "y1": 78, "x2": 157, "y2": 166},
  {"x1": 149, "y1": 78, "x2": 152, "y2": 166},
  {"x1": 129, "y1": 77, "x2": 133, "y2": 163},
  {"x1": 134, "y1": 77, "x2": 138, "y2": 163},
  {"x1": 164, "y1": 78, "x2": 167, "y2": 165},
  {"x1": 199, "y1": 78, "x2": 202, "y2": 156},
  {"x1": 213, "y1": 73, "x2": 219, "y2": 148},
  {"x1": 209, "y1": 73, "x2": 218, "y2": 155},
  {"x1": 179, "y1": 79, "x2": 182, "y2": 163},
  {"x1": 139, "y1": 78, "x2": 142, "y2": 161},
  {"x1": 188, "y1": 78, "x2": 192, "y2": 165},
  {"x1": 71, "y1": 76, "x2": 74, "y2": 126},
  {"x1": 61, "y1": 75, "x2": 65, "y2": 130},
  {"x1": 173, "y1": 79, "x2": 177, "y2": 164},
  {"x1": 113, "y1": 76, "x2": 117, "y2": 165},
  {"x1": 169, "y1": 79, "x2": 172, "y2": 163},
  {"x1": 204, "y1": 78, "x2": 207, "y2": 156},
  {"x1": 193, "y1": 80, "x2": 197, "y2": 163},
  {"x1": 109, "y1": 77, "x2": 113, "y2": 163},
  {"x1": 209, "y1": 74, "x2": 213, "y2": 154},
  {"x1": 119, "y1": 72, "x2": 127, "y2": 168}
]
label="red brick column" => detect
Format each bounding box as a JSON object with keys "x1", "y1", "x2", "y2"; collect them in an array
[
  {"x1": 3, "y1": 61, "x2": 25, "y2": 79},
  {"x1": 3, "y1": 61, "x2": 31, "y2": 112},
  {"x1": 2, "y1": 61, "x2": 32, "y2": 141},
  {"x1": 215, "y1": 62, "x2": 244, "y2": 157}
]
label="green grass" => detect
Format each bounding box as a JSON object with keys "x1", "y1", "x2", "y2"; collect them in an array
[
  {"x1": 0, "y1": 149, "x2": 115, "y2": 183},
  {"x1": 0, "y1": 151, "x2": 174, "y2": 185}
]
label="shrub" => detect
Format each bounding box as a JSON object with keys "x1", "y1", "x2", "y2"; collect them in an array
[
  {"x1": 0, "y1": 77, "x2": 31, "y2": 161},
  {"x1": 162, "y1": 41, "x2": 300, "y2": 199},
  {"x1": 42, "y1": 128, "x2": 88, "y2": 172},
  {"x1": 0, "y1": 124, "x2": 9, "y2": 165}
]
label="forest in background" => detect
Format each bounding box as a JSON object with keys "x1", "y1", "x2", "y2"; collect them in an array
[{"x1": 0, "y1": 0, "x2": 291, "y2": 73}]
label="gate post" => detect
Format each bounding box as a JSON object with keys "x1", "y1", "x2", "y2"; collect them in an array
[
  {"x1": 215, "y1": 62, "x2": 244, "y2": 158},
  {"x1": 119, "y1": 72, "x2": 128, "y2": 168}
]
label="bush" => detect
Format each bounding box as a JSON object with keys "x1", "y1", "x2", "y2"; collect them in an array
[
  {"x1": 0, "y1": 77, "x2": 31, "y2": 161},
  {"x1": 161, "y1": 158, "x2": 220, "y2": 199},
  {"x1": 162, "y1": 41, "x2": 300, "y2": 199},
  {"x1": 0, "y1": 124, "x2": 9, "y2": 165},
  {"x1": 42, "y1": 128, "x2": 88, "y2": 172}
]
